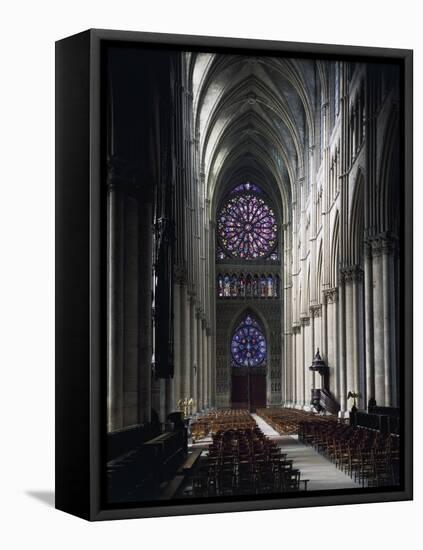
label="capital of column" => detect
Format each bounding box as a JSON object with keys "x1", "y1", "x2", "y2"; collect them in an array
[
  {"x1": 363, "y1": 239, "x2": 373, "y2": 259},
  {"x1": 174, "y1": 265, "x2": 187, "y2": 285},
  {"x1": 195, "y1": 306, "x2": 203, "y2": 319},
  {"x1": 292, "y1": 324, "x2": 301, "y2": 334},
  {"x1": 300, "y1": 315, "x2": 310, "y2": 327},
  {"x1": 323, "y1": 287, "x2": 339, "y2": 304},
  {"x1": 340, "y1": 265, "x2": 364, "y2": 284},
  {"x1": 310, "y1": 304, "x2": 322, "y2": 318},
  {"x1": 106, "y1": 155, "x2": 142, "y2": 197},
  {"x1": 367, "y1": 233, "x2": 398, "y2": 257}
]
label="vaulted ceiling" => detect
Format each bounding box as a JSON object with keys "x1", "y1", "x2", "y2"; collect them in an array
[{"x1": 188, "y1": 53, "x2": 326, "y2": 221}]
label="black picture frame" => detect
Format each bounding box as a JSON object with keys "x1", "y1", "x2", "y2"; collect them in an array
[{"x1": 55, "y1": 28, "x2": 413, "y2": 521}]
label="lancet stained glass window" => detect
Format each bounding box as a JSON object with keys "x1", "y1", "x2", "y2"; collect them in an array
[
  {"x1": 217, "y1": 187, "x2": 277, "y2": 260},
  {"x1": 231, "y1": 314, "x2": 267, "y2": 367}
]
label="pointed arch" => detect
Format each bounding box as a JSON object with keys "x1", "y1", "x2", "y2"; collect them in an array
[
  {"x1": 379, "y1": 106, "x2": 400, "y2": 235},
  {"x1": 306, "y1": 264, "x2": 311, "y2": 310},
  {"x1": 230, "y1": 310, "x2": 267, "y2": 368},
  {"x1": 228, "y1": 306, "x2": 270, "y2": 358},
  {"x1": 331, "y1": 210, "x2": 340, "y2": 287},
  {"x1": 316, "y1": 239, "x2": 323, "y2": 304},
  {"x1": 349, "y1": 169, "x2": 365, "y2": 266}
]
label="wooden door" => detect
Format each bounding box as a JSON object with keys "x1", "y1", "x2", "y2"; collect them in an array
[
  {"x1": 231, "y1": 372, "x2": 266, "y2": 411},
  {"x1": 249, "y1": 374, "x2": 266, "y2": 412},
  {"x1": 231, "y1": 374, "x2": 248, "y2": 409}
]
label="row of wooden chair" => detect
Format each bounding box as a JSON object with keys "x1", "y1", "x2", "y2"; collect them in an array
[
  {"x1": 257, "y1": 407, "x2": 335, "y2": 435},
  {"x1": 190, "y1": 427, "x2": 308, "y2": 497},
  {"x1": 191, "y1": 409, "x2": 256, "y2": 441},
  {"x1": 298, "y1": 421, "x2": 400, "y2": 487}
]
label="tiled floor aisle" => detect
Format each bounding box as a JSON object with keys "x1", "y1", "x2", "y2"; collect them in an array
[{"x1": 252, "y1": 413, "x2": 359, "y2": 490}]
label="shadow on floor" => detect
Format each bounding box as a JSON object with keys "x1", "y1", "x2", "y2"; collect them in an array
[{"x1": 26, "y1": 490, "x2": 55, "y2": 508}]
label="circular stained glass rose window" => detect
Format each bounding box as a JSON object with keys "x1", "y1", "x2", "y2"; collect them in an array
[
  {"x1": 231, "y1": 315, "x2": 267, "y2": 367},
  {"x1": 217, "y1": 191, "x2": 277, "y2": 259}
]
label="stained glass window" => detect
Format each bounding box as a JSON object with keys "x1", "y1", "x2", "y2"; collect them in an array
[
  {"x1": 231, "y1": 314, "x2": 267, "y2": 367},
  {"x1": 217, "y1": 275, "x2": 224, "y2": 297},
  {"x1": 223, "y1": 275, "x2": 230, "y2": 297},
  {"x1": 217, "y1": 272, "x2": 279, "y2": 298},
  {"x1": 217, "y1": 248, "x2": 227, "y2": 260},
  {"x1": 217, "y1": 188, "x2": 277, "y2": 260},
  {"x1": 231, "y1": 182, "x2": 262, "y2": 194}
]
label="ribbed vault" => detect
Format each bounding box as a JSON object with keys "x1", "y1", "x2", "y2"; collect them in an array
[{"x1": 188, "y1": 53, "x2": 323, "y2": 221}]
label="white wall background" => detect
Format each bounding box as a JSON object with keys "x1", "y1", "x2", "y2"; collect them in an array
[{"x1": 0, "y1": 1, "x2": 420, "y2": 548}]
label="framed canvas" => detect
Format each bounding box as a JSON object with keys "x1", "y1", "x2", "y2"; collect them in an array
[{"x1": 55, "y1": 29, "x2": 413, "y2": 521}]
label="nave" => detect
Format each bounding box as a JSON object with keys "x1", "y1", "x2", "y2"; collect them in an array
[
  {"x1": 104, "y1": 46, "x2": 402, "y2": 505},
  {"x1": 107, "y1": 407, "x2": 400, "y2": 503}
]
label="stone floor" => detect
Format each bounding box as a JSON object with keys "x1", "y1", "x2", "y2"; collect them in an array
[{"x1": 252, "y1": 413, "x2": 359, "y2": 490}]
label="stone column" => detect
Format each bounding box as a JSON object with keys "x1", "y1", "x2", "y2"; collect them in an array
[
  {"x1": 301, "y1": 317, "x2": 311, "y2": 409},
  {"x1": 364, "y1": 243, "x2": 375, "y2": 404},
  {"x1": 123, "y1": 194, "x2": 139, "y2": 427},
  {"x1": 338, "y1": 283, "x2": 347, "y2": 414},
  {"x1": 284, "y1": 329, "x2": 292, "y2": 405},
  {"x1": 371, "y1": 241, "x2": 385, "y2": 405},
  {"x1": 322, "y1": 297, "x2": 328, "y2": 377},
  {"x1": 189, "y1": 296, "x2": 196, "y2": 402},
  {"x1": 325, "y1": 291, "x2": 334, "y2": 394},
  {"x1": 107, "y1": 183, "x2": 124, "y2": 432},
  {"x1": 355, "y1": 272, "x2": 366, "y2": 407},
  {"x1": 324, "y1": 289, "x2": 339, "y2": 399},
  {"x1": 346, "y1": 266, "x2": 364, "y2": 407},
  {"x1": 165, "y1": 378, "x2": 174, "y2": 419},
  {"x1": 344, "y1": 266, "x2": 364, "y2": 408},
  {"x1": 343, "y1": 271, "x2": 356, "y2": 401},
  {"x1": 196, "y1": 310, "x2": 202, "y2": 412},
  {"x1": 291, "y1": 326, "x2": 297, "y2": 406},
  {"x1": 152, "y1": 378, "x2": 166, "y2": 425},
  {"x1": 332, "y1": 297, "x2": 339, "y2": 399},
  {"x1": 180, "y1": 283, "x2": 189, "y2": 400},
  {"x1": 387, "y1": 249, "x2": 398, "y2": 407},
  {"x1": 138, "y1": 201, "x2": 153, "y2": 424},
  {"x1": 310, "y1": 305, "x2": 322, "y2": 389},
  {"x1": 173, "y1": 277, "x2": 182, "y2": 405},
  {"x1": 206, "y1": 327, "x2": 212, "y2": 407},
  {"x1": 310, "y1": 311, "x2": 316, "y2": 390},
  {"x1": 371, "y1": 235, "x2": 397, "y2": 406},
  {"x1": 382, "y1": 251, "x2": 392, "y2": 406},
  {"x1": 202, "y1": 323, "x2": 208, "y2": 410},
  {"x1": 296, "y1": 326, "x2": 301, "y2": 407},
  {"x1": 283, "y1": 219, "x2": 292, "y2": 406}
]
